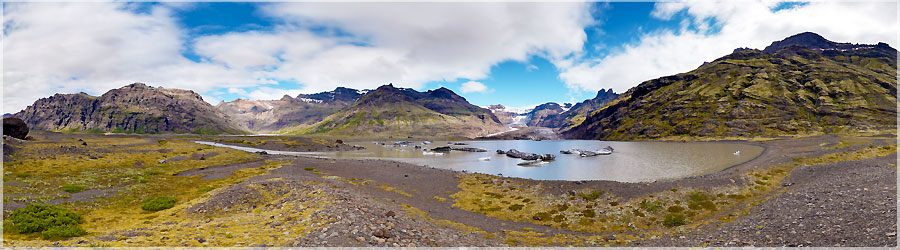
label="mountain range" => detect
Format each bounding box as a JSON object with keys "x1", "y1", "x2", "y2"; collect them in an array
[
  {"x1": 281, "y1": 84, "x2": 506, "y2": 138},
  {"x1": 215, "y1": 87, "x2": 366, "y2": 133},
  {"x1": 9, "y1": 32, "x2": 897, "y2": 139}
]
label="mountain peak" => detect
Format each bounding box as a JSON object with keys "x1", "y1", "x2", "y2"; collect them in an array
[
  {"x1": 762, "y1": 32, "x2": 870, "y2": 54},
  {"x1": 596, "y1": 89, "x2": 616, "y2": 98},
  {"x1": 125, "y1": 82, "x2": 151, "y2": 89}
]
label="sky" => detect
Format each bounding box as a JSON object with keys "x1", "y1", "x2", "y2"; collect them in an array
[{"x1": 3, "y1": 1, "x2": 897, "y2": 113}]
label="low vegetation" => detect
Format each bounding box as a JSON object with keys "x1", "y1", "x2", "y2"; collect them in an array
[
  {"x1": 4, "y1": 204, "x2": 87, "y2": 240},
  {"x1": 141, "y1": 196, "x2": 177, "y2": 211}
]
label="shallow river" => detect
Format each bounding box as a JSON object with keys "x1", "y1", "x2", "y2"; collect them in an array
[{"x1": 196, "y1": 140, "x2": 764, "y2": 183}]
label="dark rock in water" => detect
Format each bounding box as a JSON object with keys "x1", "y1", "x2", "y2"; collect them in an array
[
  {"x1": 451, "y1": 147, "x2": 487, "y2": 152},
  {"x1": 502, "y1": 149, "x2": 555, "y2": 161},
  {"x1": 451, "y1": 142, "x2": 468, "y2": 145},
  {"x1": 431, "y1": 146, "x2": 452, "y2": 152},
  {"x1": 3, "y1": 117, "x2": 28, "y2": 139},
  {"x1": 255, "y1": 151, "x2": 269, "y2": 155},
  {"x1": 335, "y1": 139, "x2": 343, "y2": 144},
  {"x1": 497, "y1": 149, "x2": 506, "y2": 154}
]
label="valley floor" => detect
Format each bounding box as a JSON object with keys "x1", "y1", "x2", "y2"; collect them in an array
[{"x1": 2, "y1": 132, "x2": 896, "y2": 247}]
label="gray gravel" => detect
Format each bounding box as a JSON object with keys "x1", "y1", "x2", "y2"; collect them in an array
[{"x1": 641, "y1": 153, "x2": 897, "y2": 247}]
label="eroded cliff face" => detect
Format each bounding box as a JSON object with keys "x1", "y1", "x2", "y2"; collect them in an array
[{"x1": 13, "y1": 83, "x2": 247, "y2": 134}]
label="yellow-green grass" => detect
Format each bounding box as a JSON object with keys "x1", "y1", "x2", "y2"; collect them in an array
[{"x1": 1, "y1": 137, "x2": 316, "y2": 246}]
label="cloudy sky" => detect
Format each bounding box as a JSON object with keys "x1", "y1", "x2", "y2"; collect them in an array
[{"x1": 3, "y1": 1, "x2": 897, "y2": 113}]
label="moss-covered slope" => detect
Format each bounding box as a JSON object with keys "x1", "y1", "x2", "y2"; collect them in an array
[{"x1": 564, "y1": 33, "x2": 897, "y2": 140}]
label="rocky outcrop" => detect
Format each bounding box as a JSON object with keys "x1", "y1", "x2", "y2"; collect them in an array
[
  {"x1": 564, "y1": 32, "x2": 897, "y2": 140},
  {"x1": 12, "y1": 83, "x2": 247, "y2": 134},
  {"x1": 3, "y1": 117, "x2": 29, "y2": 139}
]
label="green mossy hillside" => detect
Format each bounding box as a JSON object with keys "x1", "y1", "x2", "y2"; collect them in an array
[{"x1": 564, "y1": 42, "x2": 897, "y2": 140}]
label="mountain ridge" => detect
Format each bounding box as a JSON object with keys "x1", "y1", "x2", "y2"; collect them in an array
[
  {"x1": 284, "y1": 84, "x2": 505, "y2": 138},
  {"x1": 13, "y1": 83, "x2": 247, "y2": 134},
  {"x1": 216, "y1": 87, "x2": 366, "y2": 133},
  {"x1": 563, "y1": 32, "x2": 897, "y2": 140}
]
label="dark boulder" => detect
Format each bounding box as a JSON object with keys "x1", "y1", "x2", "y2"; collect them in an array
[{"x1": 3, "y1": 117, "x2": 28, "y2": 139}]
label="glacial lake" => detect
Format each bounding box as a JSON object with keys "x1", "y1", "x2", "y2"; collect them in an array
[{"x1": 196, "y1": 140, "x2": 764, "y2": 183}]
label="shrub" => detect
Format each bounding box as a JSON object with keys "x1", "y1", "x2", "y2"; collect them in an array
[
  {"x1": 580, "y1": 209, "x2": 596, "y2": 218},
  {"x1": 633, "y1": 209, "x2": 645, "y2": 217},
  {"x1": 578, "y1": 190, "x2": 605, "y2": 201},
  {"x1": 144, "y1": 170, "x2": 163, "y2": 175},
  {"x1": 141, "y1": 197, "x2": 177, "y2": 211},
  {"x1": 640, "y1": 200, "x2": 663, "y2": 212},
  {"x1": 552, "y1": 214, "x2": 566, "y2": 223},
  {"x1": 687, "y1": 192, "x2": 717, "y2": 210},
  {"x1": 663, "y1": 213, "x2": 687, "y2": 227},
  {"x1": 61, "y1": 185, "x2": 86, "y2": 193},
  {"x1": 533, "y1": 212, "x2": 552, "y2": 221},
  {"x1": 508, "y1": 204, "x2": 524, "y2": 211},
  {"x1": 304, "y1": 167, "x2": 316, "y2": 171},
  {"x1": 6, "y1": 204, "x2": 86, "y2": 240},
  {"x1": 41, "y1": 224, "x2": 87, "y2": 240},
  {"x1": 667, "y1": 206, "x2": 685, "y2": 213}
]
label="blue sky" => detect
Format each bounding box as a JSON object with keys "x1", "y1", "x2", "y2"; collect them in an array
[
  {"x1": 3, "y1": 1, "x2": 897, "y2": 112},
  {"x1": 171, "y1": 2, "x2": 708, "y2": 107},
  {"x1": 170, "y1": 2, "x2": 671, "y2": 107}
]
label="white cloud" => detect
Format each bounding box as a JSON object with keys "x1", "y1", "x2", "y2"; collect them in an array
[
  {"x1": 2, "y1": 3, "x2": 273, "y2": 112},
  {"x1": 250, "y1": 2, "x2": 593, "y2": 93},
  {"x1": 460, "y1": 81, "x2": 488, "y2": 93},
  {"x1": 556, "y1": 1, "x2": 898, "y2": 94},
  {"x1": 247, "y1": 87, "x2": 304, "y2": 101},
  {"x1": 3, "y1": 2, "x2": 594, "y2": 112}
]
